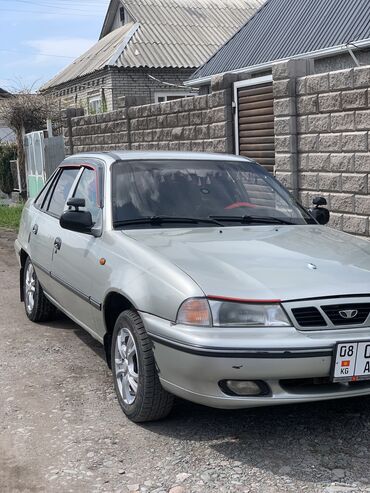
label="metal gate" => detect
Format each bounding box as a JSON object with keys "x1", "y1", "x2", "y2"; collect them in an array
[
  {"x1": 234, "y1": 75, "x2": 275, "y2": 173},
  {"x1": 24, "y1": 131, "x2": 65, "y2": 198}
]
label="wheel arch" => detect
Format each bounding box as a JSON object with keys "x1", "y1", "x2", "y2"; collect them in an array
[
  {"x1": 19, "y1": 249, "x2": 29, "y2": 301},
  {"x1": 102, "y1": 290, "x2": 138, "y2": 368}
]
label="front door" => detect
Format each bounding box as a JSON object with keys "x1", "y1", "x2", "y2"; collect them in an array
[{"x1": 49, "y1": 166, "x2": 104, "y2": 337}]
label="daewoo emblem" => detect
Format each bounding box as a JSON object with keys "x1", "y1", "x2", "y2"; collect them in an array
[{"x1": 339, "y1": 309, "x2": 358, "y2": 319}]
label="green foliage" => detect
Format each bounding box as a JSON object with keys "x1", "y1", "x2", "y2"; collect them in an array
[
  {"x1": 0, "y1": 144, "x2": 17, "y2": 196},
  {"x1": 0, "y1": 205, "x2": 23, "y2": 230}
]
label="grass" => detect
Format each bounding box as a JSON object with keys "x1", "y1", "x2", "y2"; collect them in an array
[{"x1": 0, "y1": 204, "x2": 24, "y2": 230}]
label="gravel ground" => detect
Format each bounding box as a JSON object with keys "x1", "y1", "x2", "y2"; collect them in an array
[{"x1": 1, "y1": 228, "x2": 370, "y2": 493}]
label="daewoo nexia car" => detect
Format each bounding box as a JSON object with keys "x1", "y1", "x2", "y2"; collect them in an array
[{"x1": 15, "y1": 151, "x2": 370, "y2": 422}]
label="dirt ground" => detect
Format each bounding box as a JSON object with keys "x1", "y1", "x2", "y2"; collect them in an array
[{"x1": 1, "y1": 228, "x2": 370, "y2": 493}]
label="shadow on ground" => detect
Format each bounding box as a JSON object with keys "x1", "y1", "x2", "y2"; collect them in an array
[{"x1": 47, "y1": 312, "x2": 370, "y2": 486}]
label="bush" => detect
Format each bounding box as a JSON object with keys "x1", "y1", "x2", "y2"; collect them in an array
[{"x1": 0, "y1": 144, "x2": 16, "y2": 196}]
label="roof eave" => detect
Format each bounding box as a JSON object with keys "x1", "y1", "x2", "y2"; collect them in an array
[{"x1": 185, "y1": 38, "x2": 370, "y2": 87}]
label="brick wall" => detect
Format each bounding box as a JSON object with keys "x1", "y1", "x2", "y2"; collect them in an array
[
  {"x1": 48, "y1": 67, "x2": 195, "y2": 112},
  {"x1": 273, "y1": 60, "x2": 370, "y2": 236},
  {"x1": 63, "y1": 89, "x2": 233, "y2": 156}
]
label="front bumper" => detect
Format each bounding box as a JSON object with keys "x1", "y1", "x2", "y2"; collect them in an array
[{"x1": 141, "y1": 312, "x2": 370, "y2": 409}]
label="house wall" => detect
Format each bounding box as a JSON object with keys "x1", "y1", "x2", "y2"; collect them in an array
[
  {"x1": 48, "y1": 67, "x2": 195, "y2": 113},
  {"x1": 273, "y1": 60, "x2": 370, "y2": 236},
  {"x1": 62, "y1": 90, "x2": 233, "y2": 156},
  {"x1": 314, "y1": 50, "x2": 370, "y2": 74}
]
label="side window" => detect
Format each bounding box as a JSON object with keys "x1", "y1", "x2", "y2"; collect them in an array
[
  {"x1": 72, "y1": 168, "x2": 100, "y2": 223},
  {"x1": 34, "y1": 174, "x2": 57, "y2": 210},
  {"x1": 47, "y1": 168, "x2": 79, "y2": 218}
]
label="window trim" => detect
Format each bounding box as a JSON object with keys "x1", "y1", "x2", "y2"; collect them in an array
[
  {"x1": 36, "y1": 160, "x2": 105, "y2": 222},
  {"x1": 44, "y1": 167, "x2": 82, "y2": 219},
  {"x1": 33, "y1": 168, "x2": 60, "y2": 211},
  {"x1": 154, "y1": 91, "x2": 192, "y2": 103},
  {"x1": 71, "y1": 166, "x2": 100, "y2": 210},
  {"x1": 88, "y1": 95, "x2": 102, "y2": 115}
]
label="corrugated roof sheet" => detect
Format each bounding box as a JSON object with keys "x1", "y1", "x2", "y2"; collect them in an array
[
  {"x1": 42, "y1": 23, "x2": 135, "y2": 89},
  {"x1": 191, "y1": 0, "x2": 370, "y2": 81},
  {"x1": 42, "y1": 0, "x2": 263, "y2": 89}
]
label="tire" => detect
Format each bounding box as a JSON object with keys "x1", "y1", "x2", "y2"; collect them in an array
[
  {"x1": 111, "y1": 309, "x2": 174, "y2": 422},
  {"x1": 23, "y1": 257, "x2": 56, "y2": 322}
]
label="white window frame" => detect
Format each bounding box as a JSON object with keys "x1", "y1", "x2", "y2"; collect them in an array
[
  {"x1": 88, "y1": 96, "x2": 102, "y2": 115},
  {"x1": 154, "y1": 91, "x2": 192, "y2": 103},
  {"x1": 233, "y1": 75, "x2": 273, "y2": 156}
]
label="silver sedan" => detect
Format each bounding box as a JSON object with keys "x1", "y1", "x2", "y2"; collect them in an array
[{"x1": 15, "y1": 151, "x2": 370, "y2": 422}]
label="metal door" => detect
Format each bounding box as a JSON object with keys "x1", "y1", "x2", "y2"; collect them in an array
[{"x1": 234, "y1": 76, "x2": 275, "y2": 173}]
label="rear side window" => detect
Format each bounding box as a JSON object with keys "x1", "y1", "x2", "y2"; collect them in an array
[
  {"x1": 34, "y1": 180, "x2": 53, "y2": 210},
  {"x1": 47, "y1": 168, "x2": 79, "y2": 218}
]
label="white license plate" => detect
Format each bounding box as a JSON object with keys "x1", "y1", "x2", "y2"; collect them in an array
[{"x1": 332, "y1": 341, "x2": 370, "y2": 382}]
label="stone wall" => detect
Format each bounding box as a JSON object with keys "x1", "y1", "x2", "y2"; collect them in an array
[
  {"x1": 63, "y1": 89, "x2": 233, "y2": 156},
  {"x1": 273, "y1": 60, "x2": 370, "y2": 236}
]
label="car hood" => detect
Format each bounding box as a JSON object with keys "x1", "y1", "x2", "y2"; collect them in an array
[{"x1": 124, "y1": 225, "x2": 370, "y2": 301}]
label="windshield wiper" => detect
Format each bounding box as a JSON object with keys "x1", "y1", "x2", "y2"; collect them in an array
[
  {"x1": 209, "y1": 215, "x2": 294, "y2": 225},
  {"x1": 114, "y1": 216, "x2": 224, "y2": 228}
]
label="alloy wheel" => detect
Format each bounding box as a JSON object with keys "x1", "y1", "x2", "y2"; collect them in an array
[
  {"x1": 25, "y1": 262, "x2": 36, "y2": 314},
  {"x1": 114, "y1": 328, "x2": 139, "y2": 405}
]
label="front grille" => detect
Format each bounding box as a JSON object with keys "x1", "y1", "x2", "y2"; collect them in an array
[
  {"x1": 291, "y1": 307, "x2": 327, "y2": 327},
  {"x1": 321, "y1": 303, "x2": 370, "y2": 326}
]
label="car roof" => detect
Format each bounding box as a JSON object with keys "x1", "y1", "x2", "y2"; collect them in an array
[{"x1": 63, "y1": 151, "x2": 253, "y2": 166}]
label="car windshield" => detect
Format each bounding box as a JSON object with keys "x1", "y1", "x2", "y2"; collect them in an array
[{"x1": 112, "y1": 159, "x2": 314, "y2": 228}]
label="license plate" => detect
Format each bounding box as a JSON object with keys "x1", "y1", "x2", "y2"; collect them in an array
[{"x1": 332, "y1": 341, "x2": 370, "y2": 382}]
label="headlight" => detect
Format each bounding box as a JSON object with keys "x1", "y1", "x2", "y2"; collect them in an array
[
  {"x1": 209, "y1": 299, "x2": 291, "y2": 327},
  {"x1": 176, "y1": 298, "x2": 291, "y2": 327}
]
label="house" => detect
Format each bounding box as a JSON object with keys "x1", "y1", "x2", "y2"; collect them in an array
[
  {"x1": 41, "y1": 0, "x2": 264, "y2": 112},
  {"x1": 187, "y1": 0, "x2": 370, "y2": 90},
  {"x1": 0, "y1": 88, "x2": 15, "y2": 143}
]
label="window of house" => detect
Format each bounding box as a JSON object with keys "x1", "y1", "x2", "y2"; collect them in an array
[
  {"x1": 120, "y1": 6, "x2": 125, "y2": 23},
  {"x1": 154, "y1": 92, "x2": 192, "y2": 103},
  {"x1": 88, "y1": 96, "x2": 102, "y2": 114}
]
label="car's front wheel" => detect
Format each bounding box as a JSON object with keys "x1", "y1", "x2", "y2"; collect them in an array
[
  {"x1": 111, "y1": 309, "x2": 174, "y2": 422},
  {"x1": 23, "y1": 257, "x2": 56, "y2": 322}
]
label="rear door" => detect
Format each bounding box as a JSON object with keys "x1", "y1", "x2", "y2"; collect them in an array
[{"x1": 29, "y1": 167, "x2": 79, "y2": 293}]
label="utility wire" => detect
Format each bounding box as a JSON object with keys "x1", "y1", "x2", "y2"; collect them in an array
[{"x1": 0, "y1": 49, "x2": 76, "y2": 59}]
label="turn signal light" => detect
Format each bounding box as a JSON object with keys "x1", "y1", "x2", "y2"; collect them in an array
[{"x1": 176, "y1": 298, "x2": 211, "y2": 326}]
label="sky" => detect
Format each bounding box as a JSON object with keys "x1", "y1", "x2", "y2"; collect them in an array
[{"x1": 0, "y1": 0, "x2": 110, "y2": 92}]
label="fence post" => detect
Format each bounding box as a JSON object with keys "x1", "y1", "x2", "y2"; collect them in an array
[{"x1": 272, "y1": 59, "x2": 313, "y2": 198}]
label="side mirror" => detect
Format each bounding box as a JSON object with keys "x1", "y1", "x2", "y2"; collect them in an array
[
  {"x1": 60, "y1": 197, "x2": 93, "y2": 233},
  {"x1": 310, "y1": 196, "x2": 330, "y2": 225},
  {"x1": 313, "y1": 196, "x2": 327, "y2": 207},
  {"x1": 67, "y1": 197, "x2": 85, "y2": 209}
]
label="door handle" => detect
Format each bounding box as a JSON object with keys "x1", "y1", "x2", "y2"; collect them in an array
[
  {"x1": 32, "y1": 224, "x2": 38, "y2": 235},
  {"x1": 54, "y1": 237, "x2": 62, "y2": 251}
]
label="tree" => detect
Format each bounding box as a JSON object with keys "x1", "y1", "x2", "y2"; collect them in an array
[
  {"x1": 0, "y1": 89, "x2": 59, "y2": 199},
  {"x1": 0, "y1": 144, "x2": 16, "y2": 197}
]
